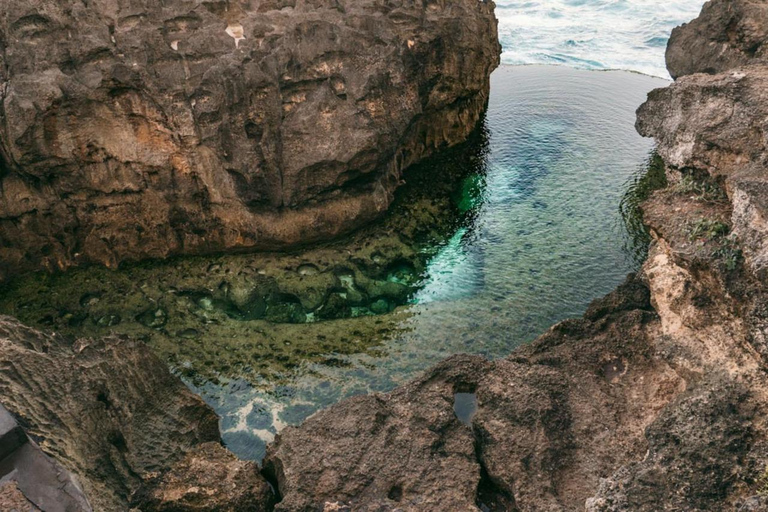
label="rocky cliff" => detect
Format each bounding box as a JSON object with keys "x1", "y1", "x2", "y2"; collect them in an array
[{"x1": 0, "y1": 0, "x2": 500, "y2": 280}]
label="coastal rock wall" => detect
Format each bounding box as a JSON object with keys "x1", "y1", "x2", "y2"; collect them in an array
[
  {"x1": 0, "y1": 0, "x2": 500, "y2": 279},
  {"x1": 666, "y1": 0, "x2": 768, "y2": 79}
]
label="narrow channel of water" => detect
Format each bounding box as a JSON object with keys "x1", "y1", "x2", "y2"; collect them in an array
[{"x1": 0, "y1": 65, "x2": 666, "y2": 460}]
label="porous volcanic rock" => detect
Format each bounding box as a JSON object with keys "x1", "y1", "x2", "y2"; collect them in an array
[
  {"x1": 0, "y1": 0, "x2": 500, "y2": 279},
  {"x1": 132, "y1": 442, "x2": 274, "y2": 512},
  {"x1": 666, "y1": 0, "x2": 768, "y2": 79},
  {"x1": 0, "y1": 315, "x2": 224, "y2": 510}
]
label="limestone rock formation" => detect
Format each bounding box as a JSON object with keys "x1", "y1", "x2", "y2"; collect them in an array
[
  {"x1": 639, "y1": 0, "x2": 768, "y2": 279},
  {"x1": 0, "y1": 0, "x2": 500, "y2": 280},
  {"x1": 0, "y1": 315, "x2": 224, "y2": 510},
  {"x1": 666, "y1": 0, "x2": 768, "y2": 79}
]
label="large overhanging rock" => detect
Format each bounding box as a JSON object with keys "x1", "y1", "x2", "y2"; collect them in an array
[
  {"x1": 0, "y1": 0, "x2": 500, "y2": 279},
  {"x1": 666, "y1": 0, "x2": 768, "y2": 79}
]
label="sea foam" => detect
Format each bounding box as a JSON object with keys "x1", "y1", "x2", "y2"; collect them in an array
[{"x1": 497, "y1": 0, "x2": 706, "y2": 78}]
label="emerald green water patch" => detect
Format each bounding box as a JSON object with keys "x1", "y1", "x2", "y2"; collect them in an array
[
  {"x1": 0, "y1": 66, "x2": 667, "y2": 461},
  {"x1": 0, "y1": 129, "x2": 488, "y2": 387}
]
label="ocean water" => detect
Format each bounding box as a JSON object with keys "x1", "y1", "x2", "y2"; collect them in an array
[{"x1": 497, "y1": 0, "x2": 705, "y2": 78}]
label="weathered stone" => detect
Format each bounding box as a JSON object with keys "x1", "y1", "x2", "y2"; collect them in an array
[
  {"x1": 666, "y1": 0, "x2": 768, "y2": 79},
  {"x1": 132, "y1": 442, "x2": 274, "y2": 512},
  {"x1": 264, "y1": 355, "x2": 486, "y2": 511},
  {"x1": 0, "y1": 481, "x2": 40, "y2": 512},
  {"x1": 0, "y1": 316, "x2": 221, "y2": 510},
  {"x1": 0, "y1": 0, "x2": 501, "y2": 278}
]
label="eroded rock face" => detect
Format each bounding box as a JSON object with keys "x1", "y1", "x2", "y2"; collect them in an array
[
  {"x1": 0, "y1": 0, "x2": 500, "y2": 280},
  {"x1": 666, "y1": 0, "x2": 768, "y2": 79},
  {"x1": 132, "y1": 442, "x2": 274, "y2": 512},
  {"x1": 0, "y1": 315, "x2": 223, "y2": 510},
  {"x1": 637, "y1": 0, "x2": 768, "y2": 278}
]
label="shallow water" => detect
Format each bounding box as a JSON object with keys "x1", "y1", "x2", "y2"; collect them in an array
[
  {"x1": 0, "y1": 66, "x2": 666, "y2": 460},
  {"x1": 496, "y1": 0, "x2": 705, "y2": 77}
]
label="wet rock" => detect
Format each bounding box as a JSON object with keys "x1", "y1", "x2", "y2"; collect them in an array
[
  {"x1": 666, "y1": 0, "x2": 768, "y2": 79},
  {"x1": 0, "y1": 0, "x2": 501, "y2": 278},
  {"x1": 93, "y1": 314, "x2": 121, "y2": 327},
  {"x1": 0, "y1": 315, "x2": 220, "y2": 510},
  {"x1": 316, "y1": 293, "x2": 352, "y2": 321},
  {"x1": 264, "y1": 356, "x2": 487, "y2": 511},
  {"x1": 369, "y1": 298, "x2": 393, "y2": 315},
  {"x1": 132, "y1": 442, "x2": 273, "y2": 512},
  {"x1": 136, "y1": 307, "x2": 168, "y2": 329},
  {"x1": 177, "y1": 328, "x2": 201, "y2": 339}
]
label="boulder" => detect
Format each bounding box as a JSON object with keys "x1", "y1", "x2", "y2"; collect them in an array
[
  {"x1": 0, "y1": 0, "x2": 500, "y2": 278},
  {"x1": 666, "y1": 0, "x2": 768, "y2": 79},
  {"x1": 132, "y1": 442, "x2": 274, "y2": 512},
  {"x1": 0, "y1": 316, "x2": 221, "y2": 510}
]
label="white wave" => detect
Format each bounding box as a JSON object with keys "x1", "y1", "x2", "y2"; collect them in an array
[{"x1": 496, "y1": 0, "x2": 706, "y2": 78}]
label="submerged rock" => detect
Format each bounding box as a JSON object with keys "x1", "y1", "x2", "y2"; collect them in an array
[{"x1": 0, "y1": 0, "x2": 501, "y2": 278}]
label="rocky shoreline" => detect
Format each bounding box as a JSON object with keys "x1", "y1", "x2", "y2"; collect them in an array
[
  {"x1": 3, "y1": 0, "x2": 768, "y2": 510},
  {"x1": 256, "y1": 0, "x2": 768, "y2": 508}
]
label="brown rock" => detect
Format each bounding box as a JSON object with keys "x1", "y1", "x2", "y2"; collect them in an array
[
  {"x1": 666, "y1": 0, "x2": 768, "y2": 79},
  {"x1": 0, "y1": 481, "x2": 40, "y2": 512},
  {"x1": 264, "y1": 355, "x2": 486, "y2": 511},
  {"x1": 132, "y1": 442, "x2": 274, "y2": 512},
  {"x1": 0, "y1": 0, "x2": 500, "y2": 278},
  {"x1": 0, "y1": 316, "x2": 220, "y2": 511}
]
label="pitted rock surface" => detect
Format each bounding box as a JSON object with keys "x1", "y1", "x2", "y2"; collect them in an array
[
  {"x1": 0, "y1": 0, "x2": 500, "y2": 279},
  {"x1": 0, "y1": 315, "x2": 221, "y2": 510}
]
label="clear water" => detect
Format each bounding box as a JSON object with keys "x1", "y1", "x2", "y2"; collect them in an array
[{"x1": 497, "y1": 0, "x2": 705, "y2": 78}]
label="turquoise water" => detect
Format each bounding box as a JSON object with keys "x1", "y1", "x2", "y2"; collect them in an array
[{"x1": 496, "y1": 0, "x2": 705, "y2": 77}]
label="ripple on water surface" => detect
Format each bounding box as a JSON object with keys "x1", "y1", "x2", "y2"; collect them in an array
[{"x1": 0, "y1": 66, "x2": 667, "y2": 460}]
